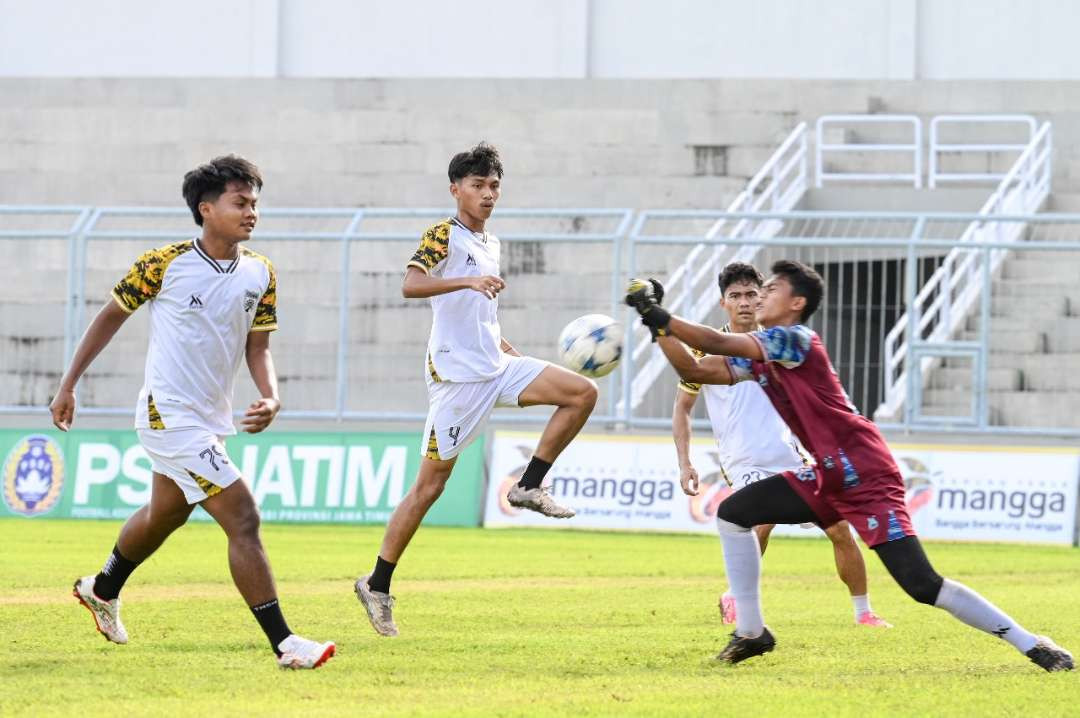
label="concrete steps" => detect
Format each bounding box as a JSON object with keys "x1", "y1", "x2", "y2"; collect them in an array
[
  {"x1": 922, "y1": 241, "x2": 1080, "y2": 426},
  {"x1": 920, "y1": 389, "x2": 1080, "y2": 428},
  {"x1": 1001, "y1": 257, "x2": 1080, "y2": 281}
]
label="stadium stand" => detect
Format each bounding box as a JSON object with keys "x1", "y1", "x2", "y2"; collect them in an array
[{"x1": 2, "y1": 79, "x2": 1080, "y2": 433}]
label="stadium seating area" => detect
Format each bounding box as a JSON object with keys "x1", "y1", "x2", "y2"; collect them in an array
[{"x1": 3, "y1": 78, "x2": 1080, "y2": 432}]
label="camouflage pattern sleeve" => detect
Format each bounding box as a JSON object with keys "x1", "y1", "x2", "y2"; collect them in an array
[
  {"x1": 110, "y1": 247, "x2": 173, "y2": 313},
  {"x1": 406, "y1": 221, "x2": 451, "y2": 274},
  {"x1": 676, "y1": 346, "x2": 708, "y2": 394},
  {"x1": 752, "y1": 325, "x2": 814, "y2": 368},
  {"x1": 252, "y1": 262, "x2": 278, "y2": 332},
  {"x1": 725, "y1": 356, "x2": 756, "y2": 383}
]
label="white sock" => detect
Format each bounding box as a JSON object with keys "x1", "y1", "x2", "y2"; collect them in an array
[
  {"x1": 934, "y1": 578, "x2": 1038, "y2": 653},
  {"x1": 852, "y1": 594, "x2": 871, "y2": 619},
  {"x1": 717, "y1": 518, "x2": 764, "y2": 638}
]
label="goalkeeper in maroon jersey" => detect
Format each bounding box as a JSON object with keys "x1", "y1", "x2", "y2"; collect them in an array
[{"x1": 625, "y1": 260, "x2": 1073, "y2": 672}]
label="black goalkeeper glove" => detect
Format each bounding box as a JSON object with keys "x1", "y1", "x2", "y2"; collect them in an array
[{"x1": 624, "y1": 278, "x2": 671, "y2": 341}]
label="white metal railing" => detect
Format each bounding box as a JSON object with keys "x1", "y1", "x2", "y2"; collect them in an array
[
  {"x1": 622, "y1": 213, "x2": 1080, "y2": 437},
  {"x1": 0, "y1": 206, "x2": 634, "y2": 423},
  {"x1": 615, "y1": 122, "x2": 810, "y2": 415},
  {"x1": 876, "y1": 121, "x2": 1053, "y2": 422},
  {"x1": 929, "y1": 115, "x2": 1037, "y2": 187},
  {"x1": 815, "y1": 114, "x2": 922, "y2": 188}
]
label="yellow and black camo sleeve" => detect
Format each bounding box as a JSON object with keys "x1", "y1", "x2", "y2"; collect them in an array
[
  {"x1": 406, "y1": 221, "x2": 451, "y2": 274},
  {"x1": 110, "y1": 244, "x2": 186, "y2": 313},
  {"x1": 676, "y1": 347, "x2": 709, "y2": 395},
  {"x1": 252, "y1": 263, "x2": 278, "y2": 331}
]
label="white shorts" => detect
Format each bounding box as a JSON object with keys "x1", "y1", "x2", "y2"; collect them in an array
[
  {"x1": 137, "y1": 428, "x2": 243, "y2": 504},
  {"x1": 422, "y1": 355, "x2": 549, "y2": 461},
  {"x1": 725, "y1": 466, "x2": 783, "y2": 491}
]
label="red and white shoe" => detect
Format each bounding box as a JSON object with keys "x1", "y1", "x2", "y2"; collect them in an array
[
  {"x1": 719, "y1": 592, "x2": 737, "y2": 625},
  {"x1": 72, "y1": 576, "x2": 128, "y2": 644},
  {"x1": 277, "y1": 634, "x2": 336, "y2": 670},
  {"x1": 856, "y1": 611, "x2": 893, "y2": 628}
]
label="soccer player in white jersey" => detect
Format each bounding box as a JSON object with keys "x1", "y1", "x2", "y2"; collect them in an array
[
  {"x1": 49, "y1": 155, "x2": 335, "y2": 669},
  {"x1": 354, "y1": 143, "x2": 599, "y2": 637},
  {"x1": 672, "y1": 262, "x2": 890, "y2": 628}
]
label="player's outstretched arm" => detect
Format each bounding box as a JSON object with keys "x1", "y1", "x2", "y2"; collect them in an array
[
  {"x1": 242, "y1": 330, "x2": 281, "y2": 434},
  {"x1": 658, "y1": 335, "x2": 736, "y2": 386},
  {"x1": 665, "y1": 317, "x2": 764, "y2": 360},
  {"x1": 624, "y1": 277, "x2": 761, "y2": 359},
  {"x1": 402, "y1": 266, "x2": 505, "y2": 300},
  {"x1": 672, "y1": 386, "x2": 700, "y2": 496},
  {"x1": 49, "y1": 300, "x2": 132, "y2": 431}
]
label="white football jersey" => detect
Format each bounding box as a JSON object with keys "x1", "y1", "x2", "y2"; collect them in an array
[
  {"x1": 111, "y1": 239, "x2": 277, "y2": 435},
  {"x1": 407, "y1": 217, "x2": 508, "y2": 383},
  {"x1": 678, "y1": 329, "x2": 805, "y2": 483}
]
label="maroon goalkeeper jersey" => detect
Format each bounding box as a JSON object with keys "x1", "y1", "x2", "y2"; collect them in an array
[{"x1": 725, "y1": 325, "x2": 899, "y2": 495}]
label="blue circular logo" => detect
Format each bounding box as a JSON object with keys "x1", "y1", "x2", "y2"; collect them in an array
[{"x1": 3, "y1": 434, "x2": 65, "y2": 516}]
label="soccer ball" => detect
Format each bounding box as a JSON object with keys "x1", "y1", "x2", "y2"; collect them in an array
[{"x1": 557, "y1": 314, "x2": 623, "y2": 378}]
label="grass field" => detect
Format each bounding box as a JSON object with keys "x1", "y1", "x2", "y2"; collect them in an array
[{"x1": 1, "y1": 519, "x2": 1076, "y2": 717}]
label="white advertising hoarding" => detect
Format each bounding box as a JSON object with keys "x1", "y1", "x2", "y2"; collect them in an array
[{"x1": 483, "y1": 432, "x2": 1080, "y2": 546}]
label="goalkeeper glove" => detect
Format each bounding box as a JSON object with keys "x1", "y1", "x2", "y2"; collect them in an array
[{"x1": 625, "y1": 278, "x2": 671, "y2": 341}]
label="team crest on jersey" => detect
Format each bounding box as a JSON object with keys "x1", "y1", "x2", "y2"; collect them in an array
[
  {"x1": 2, "y1": 434, "x2": 64, "y2": 516},
  {"x1": 466, "y1": 254, "x2": 477, "y2": 267},
  {"x1": 243, "y1": 290, "x2": 259, "y2": 312}
]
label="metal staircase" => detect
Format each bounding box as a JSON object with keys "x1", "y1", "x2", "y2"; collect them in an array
[{"x1": 616, "y1": 122, "x2": 810, "y2": 415}]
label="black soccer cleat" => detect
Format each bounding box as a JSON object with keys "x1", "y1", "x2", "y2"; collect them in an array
[
  {"x1": 1025, "y1": 637, "x2": 1074, "y2": 672},
  {"x1": 716, "y1": 627, "x2": 776, "y2": 664}
]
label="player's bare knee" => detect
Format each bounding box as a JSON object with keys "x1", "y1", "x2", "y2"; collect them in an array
[
  {"x1": 162, "y1": 507, "x2": 191, "y2": 531},
  {"x1": 229, "y1": 506, "x2": 262, "y2": 541},
  {"x1": 415, "y1": 468, "x2": 451, "y2": 503},
  {"x1": 581, "y1": 379, "x2": 598, "y2": 409},
  {"x1": 567, "y1": 377, "x2": 598, "y2": 412},
  {"x1": 825, "y1": 521, "x2": 855, "y2": 545}
]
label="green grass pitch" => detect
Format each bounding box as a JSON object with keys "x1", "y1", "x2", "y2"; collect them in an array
[{"x1": 1, "y1": 519, "x2": 1076, "y2": 716}]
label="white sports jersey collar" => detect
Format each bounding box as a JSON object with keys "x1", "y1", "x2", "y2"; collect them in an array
[{"x1": 191, "y1": 238, "x2": 242, "y2": 274}]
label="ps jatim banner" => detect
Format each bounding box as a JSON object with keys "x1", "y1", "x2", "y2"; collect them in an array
[
  {"x1": 483, "y1": 432, "x2": 1080, "y2": 545},
  {"x1": 0, "y1": 430, "x2": 483, "y2": 526}
]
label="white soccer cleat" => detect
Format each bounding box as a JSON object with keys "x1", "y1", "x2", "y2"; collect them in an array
[
  {"x1": 276, "y1": 634, "x2": 336, "y2": 670},
  {"x1": 72, "y1": 575, "x2": 128, "y2": 644},
  {"x1": 506, "y1": 484, "x2": 575, "y2": 519}
]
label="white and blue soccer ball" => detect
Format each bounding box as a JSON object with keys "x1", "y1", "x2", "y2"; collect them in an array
[{"x1": 557, "y1": 313, "x2": 623, "y2": 378}]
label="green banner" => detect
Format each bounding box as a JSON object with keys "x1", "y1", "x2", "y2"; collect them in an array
[{"x1": 0, "y1": 430, "x2": 484, "y2": 526}]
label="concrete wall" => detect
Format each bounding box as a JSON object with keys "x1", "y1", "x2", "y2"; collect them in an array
[
  {"x1": 4, "y1": 0, "x2": 1080, "y2": 80},
  {"x1": 6, "y1": 77, "x2": 1080, "y2": 210}
]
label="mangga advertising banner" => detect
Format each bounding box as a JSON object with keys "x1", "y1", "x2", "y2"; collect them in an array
[
  {"x1": 0, "y1": 430, "x2": 484, "y2": 526},
  {"x1": 482, "y1": 431, "x2": 1080, "y2": 545}
]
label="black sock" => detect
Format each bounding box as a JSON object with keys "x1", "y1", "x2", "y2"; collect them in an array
[
  {"x1": 367, "y1": 556, "x2": 396, "y2": 594},
  {"x1": 517, "y1": 456, "x2": 553, "y2": 491},
  {"x1": 93, "y1": 545, "x2": 140, "y2": 601},
  {"x1": 251, "y1": 598, "x2": 292, "y2": 655}
]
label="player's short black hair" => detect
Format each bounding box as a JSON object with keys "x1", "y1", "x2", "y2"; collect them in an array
[
  {"x1": 182, "y1": 154, "x2": 263, "y2": 226},
  {"x1": 718, "y1": 262, "x2": 764, "y2": 294},
  {"x1": 448, "y1": 142, "x2": 503, "y2": 183},
  {"x1": 771, "y1": 259, "x2": 824, "y2": 322}
]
